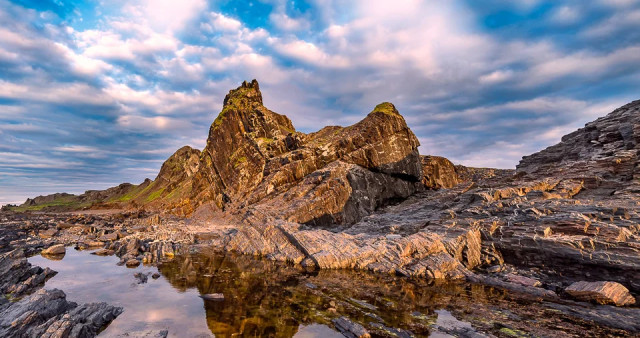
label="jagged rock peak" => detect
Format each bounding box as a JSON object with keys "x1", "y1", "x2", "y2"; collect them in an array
[{"x1": 223, "y1": 79, "x2": 262, "y2": 108}]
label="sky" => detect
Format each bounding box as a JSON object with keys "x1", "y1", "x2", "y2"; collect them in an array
[{"x1": 1, "y1": 0, "x2": 640, "y2": 205}]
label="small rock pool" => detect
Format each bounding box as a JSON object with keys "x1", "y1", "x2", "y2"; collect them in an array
[{"x1": 28, "y1": 247, "x2": 627, "y2": 337}]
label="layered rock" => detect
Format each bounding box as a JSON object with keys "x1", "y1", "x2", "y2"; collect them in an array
[
  {"x1": 0, "y1": 249, "x2": 122, "y2": 337},
  {"x1": 517, "y1": 99, "x2": 640, "y2": 196},
  {"x1": 420, "y1": 155, "x2": 460, "y2": 189},
  {"x1": 131, "y1": 80, "x2": 423, "y2": 225},
  {"x1": 565, "y1": 281, "x2": 636, "y2": 306}
]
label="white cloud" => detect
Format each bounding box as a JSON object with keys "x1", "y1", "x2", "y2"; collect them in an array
[
  {"x1": 479, "y1": 70, "x2": 514, "y2": 84},
  {"x1": 116, "y1": 115, "x2": 191, "y2": 132},
  {"x1": 207, "y1": 12, "x2": 243, "y2": 32},
  {"x1": 550, "y1": 6, "x2": 580, "y2": 24},
  {"x1": 269, "y1": 12, "x2": 309, "y2": 31}
]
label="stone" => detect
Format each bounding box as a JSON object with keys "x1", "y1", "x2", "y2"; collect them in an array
[
  {"x1": 420, "y1": 155, "x2": 460, "y2": 189},
  {"x1": 41, "y1": 244, "x2": 65, "y2": 256},
  {"x1": 0, "y1": 289, "x2": 122, "y2": 337},
  {"x1": 200, "y1": 293, "x2": 224, "y2": 301},
  {"x1": 84, "y1": 240, "x2": 104, "y2": 248},
  {"x1": 92, "y1": 249, "x2": 115, "y2": 256},
  {"x1": 0, "y1": 250, "x2": 122, "y2": 336},
  {"x1": 134, "y1": 272, "x2": 148, "y2": 284},
  {"x1": 125, "y1": 259, "x2": 140, "y2": 268},
  {"x1": 505, "y1": 274, "x2": 542, "y2": 288},
  {"x1": 98, "y1": 232, "x2": 119, "y2": 242},
  {"x1": 151, "y1": 273, "x2": 160, "y2": 279},
  {"x1": 38, "y1": 228, "x2": 58, "y2": 239},
  {"x1": 332, "y1": 317, "x2": 370, "y2": 338},
  {"x1": 565, "y1": 281, "x2": 636, "y2": 306}
]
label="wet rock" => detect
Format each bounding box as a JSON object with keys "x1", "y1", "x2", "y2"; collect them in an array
[
  {"x1": 332, "y1": 317, "x2": 370, "y2": 338},
  {"x1": 430, "y1": 309, "x2": 489, "y2": 338},
  {"x1": 92, "y1": 249, "x2": 115, "y2": 256},
  {"x1": 0, "y1": 249, "x2": 57, "y2": 297},
  {"x1": 547, "y1": 301, "x2": 640, "y2": 332},
  {"x1": 505, "y1": 274, "x2": 542, "y2": 288},
  {"x1": 42, "y1": 244, "x2": 66, "y2": 256},
  {"x1": 565, "y1": 281, "x2": 636, "y2": 306},
  {"x1": 134, "y1": 272, "x2": 149, "y2": 284},
  {"x1": 125, "y1": 259, "x2": 140, "y2": 268},
  {"x1": 84, "y1": 240, "x2": 104, "y2": 248},
  {"x1": 200, "y1": 293, "x2": 224, "y2": 301},
  {"x1": 151, "y1": 273, "x2": 160, "y2": 279},
  {"x1": 0, "y1": 288, "x2": 122, "y2": 337}
]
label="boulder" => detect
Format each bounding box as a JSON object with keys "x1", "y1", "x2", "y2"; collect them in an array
[
  {"x1": 125, "y1": 259, "x2": 140, "y2": 268},
  {"x1": 565, "y1": 281, "x2": 636, "y2": 306}
]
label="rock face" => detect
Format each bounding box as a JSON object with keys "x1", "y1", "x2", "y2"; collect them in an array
[
  {"x1": 565, "y1": 281, "x2": 636, "y2": 306},
  {"x1": 517, "y1": 99, "x2": 640, "y2": 196},
  {"x1": 16, "y1": 80, "x2": 425, "y2": 224},
  {"x1": 420, "y1": 155, "x2": 460, "y2": 189}
]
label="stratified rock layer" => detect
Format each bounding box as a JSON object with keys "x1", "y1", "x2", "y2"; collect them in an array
[
  {"x1": 565, "y1": 281, "x2": 636, "y2": 306},
  {"x1": 0, "y1": 249, "x2": 122, "y2": 337},
  {"x1": 139, "y1": 80, "x2": 422, "y2": 225},
  {"x1": 420, "y1": 155, "x2": 460, "y2": 189}
]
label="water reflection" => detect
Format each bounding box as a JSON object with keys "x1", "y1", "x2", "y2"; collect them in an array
[{"x1": 28, "y1": 247, "x2": 622, "y2": 337}]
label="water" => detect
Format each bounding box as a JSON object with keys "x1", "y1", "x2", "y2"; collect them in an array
[{"x1": 28, "y1": 247, "x2": 619, "y2": 337}]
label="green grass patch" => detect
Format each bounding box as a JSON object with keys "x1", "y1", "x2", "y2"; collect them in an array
[
  {"x1": 146, "y1": 187, "x2": 165, "y2": 202},
  {"x1": 372, "y1": 102, "x2": 397, "y2": 115}
]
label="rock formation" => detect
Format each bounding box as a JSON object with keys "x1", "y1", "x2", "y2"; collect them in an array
[
  {"x1": 7, "y1": 82, "x2": 640, "y2": 306},
  {"x1": 517, "y1": 99, "x2": 640, "y2": 196},
  {"x1": 420, "y1": 155, "x2": 460, "y2": 189}
]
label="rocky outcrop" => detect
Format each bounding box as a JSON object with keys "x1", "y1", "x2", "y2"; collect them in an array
[
  {"x1": 0, "y1": 249, "x2": 122, "y2": 337},
  {"x1": 517, "y1": 99, "x2": 640, "y2": 196},
  {"x1": 0, "y1": 289, "x2": 122, "y2": 337},
  {"x1": 130, "y1": 80, "x2": 423, "y2": 225},
  {"x1": 13, "y1": 80, "x2": 423, "y2": 225}
]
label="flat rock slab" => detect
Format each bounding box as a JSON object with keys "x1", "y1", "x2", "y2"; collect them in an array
[
  {"x1": 200, "y1": 293, "x2": 224, "y2": 301},
  {"x1": 505, "y1": 274, "x2": 542, "y2": 288},
  {"x1": 332, "y1": 317, "x2": 370, "y2": 338},
  {"x1": 565, "y1": 281, "x2": 636, "y2": 306},
  {"x1": 92, "y1": 248, "x2": 115, "y2": 256},
  {"x1": 39, "y1": 228, "x2": 58, "y2": 239}
]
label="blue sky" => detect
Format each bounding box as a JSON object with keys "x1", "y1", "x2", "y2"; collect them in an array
[{"x1": 1, "y1": 0, "x2": 640, "y2": 205}]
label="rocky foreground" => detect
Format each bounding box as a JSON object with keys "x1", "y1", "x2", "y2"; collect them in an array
[{"x1": 1, "y1": 82, "x2": 640, "y2": 336}]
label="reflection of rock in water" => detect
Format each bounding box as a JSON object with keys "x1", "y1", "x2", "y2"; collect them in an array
[
  {"x1": 40, "y1": 252, "x2": 65, "y2": 261},
  {"x1": 156, "y1": 250, "x2": 635, "y2": 337}
]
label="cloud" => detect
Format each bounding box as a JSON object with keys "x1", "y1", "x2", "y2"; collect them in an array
[{"x1": 1, "y1": 0, "x2": 640, "y2": 205}]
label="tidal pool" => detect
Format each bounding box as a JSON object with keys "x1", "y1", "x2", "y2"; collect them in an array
[{"x1": 28, "y1": 248, "x2": 624, "y2": 337}]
